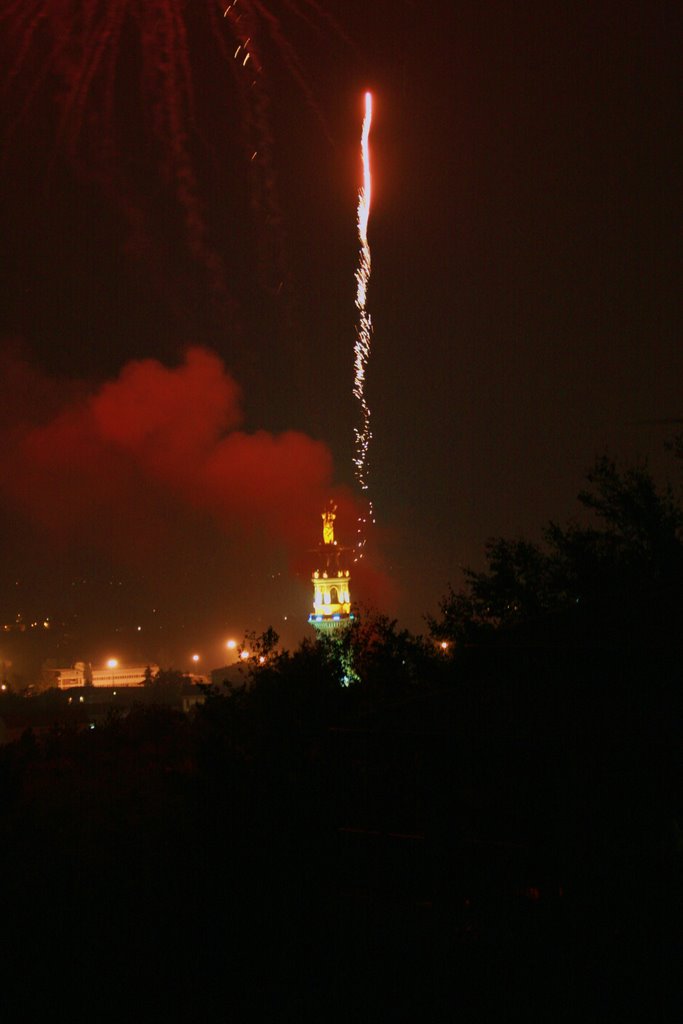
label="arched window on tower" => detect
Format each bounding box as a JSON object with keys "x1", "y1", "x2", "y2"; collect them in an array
[{"x1": 330, "y1": 587, "x2": 339, "y2": 605}]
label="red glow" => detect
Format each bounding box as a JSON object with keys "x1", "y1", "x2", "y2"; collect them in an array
[
  {"x1": 0, "y1": 346, "x2": 400, "y2": 624},
  {"x1": 6, "y1": 348, "x2": 336, "y2": 555}
]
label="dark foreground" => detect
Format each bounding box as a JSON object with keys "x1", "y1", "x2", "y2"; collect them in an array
[{"x1": 0, "y1": 660, "x2": 680, "y2": 1022}]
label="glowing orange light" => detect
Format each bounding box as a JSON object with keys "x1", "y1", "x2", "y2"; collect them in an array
[
  {"x1": 226, "y1": 639, "x2": 237, "y2": 650},
  {"x1": 192, "y1": 654, "x2": 200, "y2": 663},
  {"x1": 240, "y1": 650, "x2": 249, "y2": 661},
  {"x1": 106, "y1": 658, "x2": 118, "y2": 669},
  {"x1": 358, "y1": 91, "x2": 372, "y2": 243}
]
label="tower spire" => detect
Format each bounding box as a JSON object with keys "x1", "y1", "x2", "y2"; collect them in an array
[{"x1": 308, "y1": 502, "x2": 354, "y2": 634}]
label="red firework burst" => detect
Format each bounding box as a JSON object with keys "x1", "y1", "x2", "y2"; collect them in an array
[{"x1": 0, "y1": 0, "x2": 343, "y2": 303}]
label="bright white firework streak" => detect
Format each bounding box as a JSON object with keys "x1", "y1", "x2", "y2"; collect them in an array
[{"x1": 353, "y1": 90, "x2": 374, "y2": 557}]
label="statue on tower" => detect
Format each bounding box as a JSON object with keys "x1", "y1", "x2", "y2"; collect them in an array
[{"x1": 322, "y1": 502, "x2": 336, "y2": 545}]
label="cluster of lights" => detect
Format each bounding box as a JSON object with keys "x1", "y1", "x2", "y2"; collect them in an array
[
  {"x1": 237, "y1": 649, "x2": 266, "y2": 665},
  {"x1": 310, "y1": 613, "x2": 355, "y2": 624},
  {"x1": 3, "y1": 616, "x2": 51, "y2": 633}
]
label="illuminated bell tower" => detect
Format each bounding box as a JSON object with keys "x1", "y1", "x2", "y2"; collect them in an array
[{"x1": 308, "y1": 502, "x2": 354, "y2": 634}]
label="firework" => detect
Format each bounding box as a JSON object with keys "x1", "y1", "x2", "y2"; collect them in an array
[
  {"x1": 0, "y1": 0, "x2": 338, "y2": 301},
  {"x1": 353, "y1": 90, "x2": 374, "y2": 558}
]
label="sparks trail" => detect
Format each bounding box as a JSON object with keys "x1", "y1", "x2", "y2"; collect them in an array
[
  {"x1": 0, "y1": 0, "x2": 339, "y2": 303},
  {"x1": 353, "y1": 90, "x2": 375, "y2": 560}
]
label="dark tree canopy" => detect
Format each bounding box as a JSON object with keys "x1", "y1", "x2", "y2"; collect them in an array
[{"x1": 429, "y1": 456, "x2": 683, "y2": 645}]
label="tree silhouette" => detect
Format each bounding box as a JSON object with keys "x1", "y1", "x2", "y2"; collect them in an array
[{"x1": 429, "y1": 456, "x2": 683, "y2": 645}]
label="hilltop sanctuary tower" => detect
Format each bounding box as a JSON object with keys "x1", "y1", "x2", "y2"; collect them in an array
[{"x1": 308, "y1": 503, "x2": 354, "y2": 635}]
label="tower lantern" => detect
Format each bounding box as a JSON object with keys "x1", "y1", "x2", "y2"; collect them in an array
[{"x1": 308, "y1": 502, "x2": 354, "y2": 634}]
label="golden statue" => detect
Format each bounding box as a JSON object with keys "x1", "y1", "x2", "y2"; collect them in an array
[{"x1": 322, "y1": 503, "x2": 336, "y2": 545}]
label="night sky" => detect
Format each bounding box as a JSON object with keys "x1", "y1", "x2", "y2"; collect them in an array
[{"x1": 1, "y1": 0, "x2": 681, "y2": 673}]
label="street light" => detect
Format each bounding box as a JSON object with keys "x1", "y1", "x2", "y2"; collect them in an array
[{"x1": 105, "y1": 658, "x2": 118, "y2": 688}]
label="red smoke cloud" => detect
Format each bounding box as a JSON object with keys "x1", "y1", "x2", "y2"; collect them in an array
[
  {"x1": 7, "y1": 347, "x2": 335, "y2": 554},
  {"x1": 1, "y1": 346, "x2": 398, "y2": 646}
]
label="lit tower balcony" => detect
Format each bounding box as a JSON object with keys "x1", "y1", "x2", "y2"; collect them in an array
[{"x1": 308, "y1": 502, "x2": 354, "y2": 635}]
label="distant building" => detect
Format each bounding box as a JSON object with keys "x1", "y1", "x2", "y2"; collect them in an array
[
  {"x1": 49, "y1": 665, "x2": 86, "y2": 689},
  {"x1": 45, "y1": 661, "x2": 160, "y2": 690},
  {"x1": 309, "y1": 503, "x2": 354, "y2": 635}
]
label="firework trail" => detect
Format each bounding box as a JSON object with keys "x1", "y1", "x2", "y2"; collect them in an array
[{"x1": 353, "y1": 90, "x2": 374, "y2": 558}]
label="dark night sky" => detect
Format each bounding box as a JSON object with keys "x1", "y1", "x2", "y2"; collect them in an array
[{"x1": 0, "y1": 0, "x2": 681, "y2": 672}]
